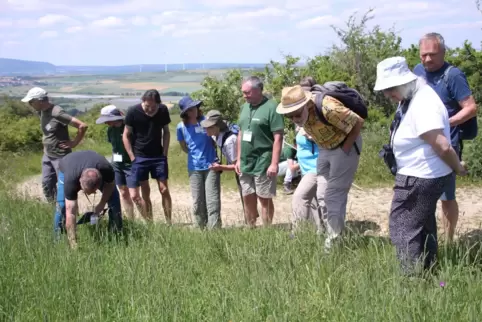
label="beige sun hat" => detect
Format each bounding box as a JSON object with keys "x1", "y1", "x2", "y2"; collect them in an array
[{"x1": 276, "y1": 85, "x2": 313, "y2": 114}]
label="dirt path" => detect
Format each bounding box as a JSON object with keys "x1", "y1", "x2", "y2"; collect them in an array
[{"x1": 15, "y1": 175, "x2": 482, "y2": 238}]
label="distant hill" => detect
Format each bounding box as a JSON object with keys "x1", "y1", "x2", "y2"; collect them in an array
[
  {"x1": 0, "y1": 58, "x2": 57, "y2": 75},
  {"x1": 0, "y1": 58, "x2": 268, "y2": 76}
]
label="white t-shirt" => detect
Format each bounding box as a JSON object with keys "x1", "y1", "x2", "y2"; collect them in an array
[
  {"x1": 393, "y1": 84, "x2": 453, "y2": 179},
  {"x1": 215, "y1": 131, "x2": 237, "y2": 165}
]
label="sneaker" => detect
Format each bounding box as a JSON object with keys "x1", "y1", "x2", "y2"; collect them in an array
[{"x1": 283, "y1": 183, "x2": 294, "y2": 195}]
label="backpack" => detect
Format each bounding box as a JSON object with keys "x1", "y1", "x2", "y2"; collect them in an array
[
  {"x1": 442, "y1": 65, "x2": 478, "y2": 141},
  {"x1": 311, "y1": 81, "x2": 368, "y2": 154},
  {"x1": 312, "y1": 81, "x2": 369, "y2": 122},
  {"x1": 216, "y1": 121, "x2": 240, "y2": 165}
]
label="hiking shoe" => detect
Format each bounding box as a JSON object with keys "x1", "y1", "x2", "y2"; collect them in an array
[{"x1": 283, "y1": 183, "x2": 294, "y2": 195}]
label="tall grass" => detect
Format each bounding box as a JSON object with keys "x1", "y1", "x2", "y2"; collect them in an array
[{"x1": 1, "y1": 193, "x2": 482, "y2": 320}]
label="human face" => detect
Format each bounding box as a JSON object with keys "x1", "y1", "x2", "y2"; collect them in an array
[
  {"x1": 419, "y1": 38, "x2": 445, "y2": 72},
  {"x1": 105, "y1": 120, "x2": 123, "y2": 127},
  {"x1": 29, "y1": 99, "x2": 47, "y2": 111},
  {"x1": 186, "y1": 107, "x2": 198, "y2": 120},
  {"x1": 142, "y1": 98, "x2": 159, "y2": 115},
  {"x1": 241, "y1": 82, "x2": 262, "y2": 105},
  {"x1": 206, "y1": 125, "x2": 219, "y2": 137},
  {"x1": 382, "y1": 87, "x2": 403, "y2": 102},
  {"x1": 285, "y1": 104, "x2": 309, "y2": 127},
  {"x1": 81, "y1": 184, "x2": 98, "y2": 195}
]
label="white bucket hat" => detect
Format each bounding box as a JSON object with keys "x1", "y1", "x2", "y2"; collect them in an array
[{"x1": 373, "y1": 56, "x2": 418, "y2": 91}]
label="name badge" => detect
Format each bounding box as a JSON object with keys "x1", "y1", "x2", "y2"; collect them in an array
[
  {"x1": 195, "y1": 126, "x2": 204, "y2": 134},
  {"x1": 45, "y1": 124, "x2": 52, "y2": 131},
  {"x1": 242, "y1": 131, "x2": 252, "y2": 142},
  {"x1": 113, "y1": 153, "x2": 123, "y2": 162}
]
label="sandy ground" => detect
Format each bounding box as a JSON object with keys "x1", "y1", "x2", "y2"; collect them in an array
[{"x1": 15, "y1": 174, "x2": 482, "y2": 239}]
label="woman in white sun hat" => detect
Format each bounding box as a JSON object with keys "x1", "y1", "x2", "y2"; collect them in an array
[{"x1": 374, "y1": 56, "x2": 467, "y2": 275}]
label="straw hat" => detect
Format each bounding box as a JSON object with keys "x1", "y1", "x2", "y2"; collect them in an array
[
  {"x1": 374, "y1": 56, "x2": 418, "y2": 91},
  {"x1": 276, "y1": 85, "x2": 313, "y2": 114}
]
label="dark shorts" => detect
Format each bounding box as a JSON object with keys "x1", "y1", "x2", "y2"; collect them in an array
[
  {"x1": 440, "y1": 145, "x2": 460, "y2": 202},
  {"x1": 131, "y1": 156, "x2": 168, "y2": 187},
  {"x1": 114, "y1": 166, "x2": 137, "y2": 189}
]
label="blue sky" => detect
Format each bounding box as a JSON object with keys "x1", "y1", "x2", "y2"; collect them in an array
[{"x1": 0, "y1": 0, "x2": 481, "y2": 66}]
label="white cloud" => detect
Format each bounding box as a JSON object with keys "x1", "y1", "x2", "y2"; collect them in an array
[
  {"x1": 91, "y1": 16, "x2": 124, "y2": 28},
  {"x1": 3, "y1": 40, "x2": 22, "y2": 46},
  {"x1": 38, "y1": 14, "x2": 75, "y2": 26},
  {"x1": 0, "y1": 19, "x2": 13, "y2": 27},
  {"x1": 130, "y1": 16, "x2": 148, "y2": 26},
  {"x1": 296, "y1": 15, "x2": 340, "y2": 29},
  {"x1": 66, "y1": 26, "x2": 83, "y2": 33},
  {"x1": 40, "y1": 30, "x2": 58, "y2": 38}
]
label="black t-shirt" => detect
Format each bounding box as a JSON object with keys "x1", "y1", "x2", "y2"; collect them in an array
[
  {"x1": 59, "y1": 150, "x2": 115, "y2": 200},
  {"x1": 124, "y1": 103, "x2": 171, "y2": 158}
]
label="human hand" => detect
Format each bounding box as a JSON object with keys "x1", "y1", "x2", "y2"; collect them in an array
[
  {"x1": 59, "y1": 140, "x2": 76, "y2": 149},
  {"x1": 235, "y1": 160, "x2": 241, "y2": 175},
  {"x1": 266, "y1": 163, "x2": 278, "y2": 178},
  {"x1": 209, "y1": 162, "x2": 223, "y2": 172},
  {"x1": 456, "y1": 161, "x2": 468, "y2": 176},
  {"x1": 94, "y1": 203, "x2": 106, "y2": 216}
]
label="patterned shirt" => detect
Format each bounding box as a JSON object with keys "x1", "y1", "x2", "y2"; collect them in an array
[{"x1": 303, "y1": 95, "x2": 360, "y2": 149}]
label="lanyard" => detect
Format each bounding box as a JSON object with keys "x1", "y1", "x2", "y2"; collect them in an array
[
  {"x1": 247, "y1": 106, "x2": 258, "y2": 130},
  {"x1": 84, "y1": 192, "x2": 96, "y2": 212}
]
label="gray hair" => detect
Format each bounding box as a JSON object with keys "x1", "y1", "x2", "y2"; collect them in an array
[
  {"x1": 419, "y1": 32, "x2": 446, "y2": 52},
  {"x1": 393, "y1": 77, "x2": 426, "y2": 100},
  {"x1": 242, "y1": 76, "x2": 264, "y2": 92},
  {"x1": 80, "y1": 168, "x2": 102, "y2": 191}
]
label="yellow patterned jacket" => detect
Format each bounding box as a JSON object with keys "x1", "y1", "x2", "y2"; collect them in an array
[{"x1": 302, "y1": 95, "x2": 360, "y2": 149}]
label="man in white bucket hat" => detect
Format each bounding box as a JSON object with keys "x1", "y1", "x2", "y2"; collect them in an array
[
  {"x1": 21, "y1": 87, "x2": 88, "y2": 203},
  {"x1": 374, "y1": 56, "x2": 467, "y2": 274},
  {"x1": 275, "y1": 84, "x2": 364, "y2": 252}
]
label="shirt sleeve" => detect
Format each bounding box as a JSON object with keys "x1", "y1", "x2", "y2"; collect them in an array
[
  {"x1": 63, "y1": 177, "x2": 79, "y2": 201},
  {"x1": 52, "y1": 106, "x2": 73, "y2": 126},
  {"x1": 413, "y1": 93, "x2": 447, "y2": 137},
  {"x1": 323, "y1": 95, "x2": 359, "y2": 134},
  {"x1": 176, "y1": 123, "x2": 184, "y2": 142},
  {"x1": 124, "y1": 107, "x2": 134, "y2": 127},
  {"x1": 270, "y1": 103, "x2": 285, "y2": 132},
  {"x1": 448, "y1": 68, "x2": 472, "y2": 102},
  {"x1": 99, "y1": 161, "x2": 115, "y2": 183},
  {"x1": 160, "y1": 104, "x2": 172, "y2": 126},
  {"x1": 224, "y1": 134, "x2": 237, "y2": 163}
]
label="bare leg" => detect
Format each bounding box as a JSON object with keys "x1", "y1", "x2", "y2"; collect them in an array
[
  {"x1": 140, "y1": 181, "x2": 152, "y2": 220},
  {"x1": 157, "y1": 179, "x2": 172, "y2": 225},
  {"x1": 258, "y1": 197, "x2": 274, "y2": 226},
  {"x1": 118, "y1": 185, "x2": 135, "y2": 220},
  {"x1": 129, "y1": 184, "x2": 151, "y2": 221},
  {"x1": 242, "y1": 193, "x2": 258, "y2": 228},
  {"x1": 441, "y1": 200, "x2": 459, "y2": 242}
]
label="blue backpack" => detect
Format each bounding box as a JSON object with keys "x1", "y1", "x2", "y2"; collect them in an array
[
  {"x1": 443, "y1": 65, "x2": 478, "y2": 141},
  {"x1": 217, "y1": 121, "x2": 240, "y2": 165}
]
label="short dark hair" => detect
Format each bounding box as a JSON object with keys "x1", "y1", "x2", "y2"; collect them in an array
[
  {"x1": 300, "y1": 76, "x2": 317, "y2": 89},
  {"x1": 142, "y1": 89, "x2": 161, "y2": 104}
]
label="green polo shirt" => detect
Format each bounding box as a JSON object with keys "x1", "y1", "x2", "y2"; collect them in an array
[
  {"x1": 238, "y1": 96, "x2": 285, "y2": 175},
  {"x1": 107, "y1": 124, "x2": 131, "y2": 171}
]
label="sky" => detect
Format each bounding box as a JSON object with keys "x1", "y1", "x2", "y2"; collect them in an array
[{"x1": 0, "y1": 0, "x2": 481, "y2": 66}]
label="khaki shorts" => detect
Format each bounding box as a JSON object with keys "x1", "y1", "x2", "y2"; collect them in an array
[{"x1": 239, "y1": 173, "x2": 277, "y2": 199}]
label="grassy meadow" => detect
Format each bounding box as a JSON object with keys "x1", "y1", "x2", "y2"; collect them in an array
[{"x1": 1, "y1": 111, "x2": 482, "y2": 320}]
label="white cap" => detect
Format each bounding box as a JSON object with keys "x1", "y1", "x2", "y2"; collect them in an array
[
  {"x1": 96, "y1": 104, "x2": 124, "y2": 124},
  {"x1": 21, "y1": 87, "x2": 48, "y2": 102},
  {"x1": 373, "y1": 56, "x2": 418, "y2": 91}
]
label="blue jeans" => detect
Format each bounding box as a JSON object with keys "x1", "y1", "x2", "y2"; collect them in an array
[{"x1": 54, "y1": 171, "x2": 123, "y2": 238}]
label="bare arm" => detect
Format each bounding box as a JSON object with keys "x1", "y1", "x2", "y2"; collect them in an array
[
  {"x1": 450, "y1": 95, "x2": 477, "y2": 127},
  {"x1": 96, "y1": 181, "x2": 115, "y2": 213},
  {"x1": 68, "y1": 117, "x2": 88, "y2": 148},
  {"x1": 342, "y1": 117, "x2": 363, "y2": 153},
  {"x1": 162, "y1": 124, "x2": 170, "y2": 157},
  {"x1": 234, "y1": 130, "x2": 242, "y2": 174},
  {"x1": 420, "y1": 129, "x2": 465, "y2": 175},
  {"x1": 65, "y1": 199, "x2": 79, "y2": 249},
  {"x1": 122, "y1": 125, "x2": 135, "y2": 161},
  {"x1": 179, "y1": 141, "x2": 188, "y2": 154},
  {"x1": 270, "y1": 131, "x2": 283, "y2": 166},
  {"x1": 287, "y1": 159, "x2": 300, "y2": 173}
]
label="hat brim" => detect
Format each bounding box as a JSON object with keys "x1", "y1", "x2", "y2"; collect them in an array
[
  {"x1": 276, "y1": 91, "x2": 313, "y2": 115},
  {"x1": 374, "y1": 72, "x2": 418, "y2": 91},
  {"x1": 180, "y1": 100, "x2": 203, "y2": 117},
  {"x1": 200, "y1": 118, "x2": 218, "y2": 128},
  {"x1": 96, "y1": 115, "x2": 124, "y2": 124},
  {"x1": 21, "y1": 96, "x2": 32, "y2": 103}
]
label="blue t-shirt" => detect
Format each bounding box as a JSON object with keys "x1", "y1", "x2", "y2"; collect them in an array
[
  {"x1": 295, "y1": 132, "x2": 319, "y2": 175},
  {"x1": 413, "y1": 62, "x2": 472, "y2": 146},
  {"x1": 176, "y1": 116, "x2": 217, "y2": 171}
]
